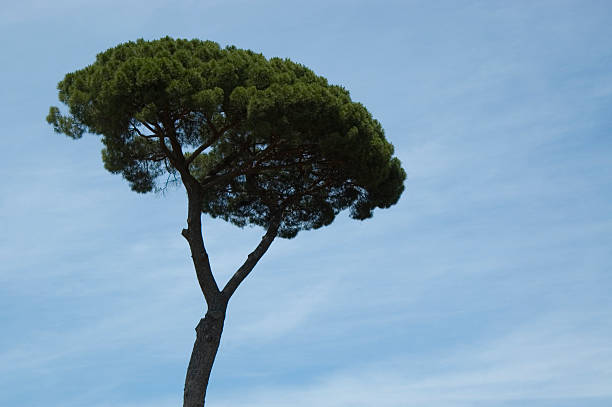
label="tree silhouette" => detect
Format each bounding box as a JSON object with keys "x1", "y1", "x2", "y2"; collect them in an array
[{"x1": 48, "y1": 37, "x2": 405, "y2": 407}]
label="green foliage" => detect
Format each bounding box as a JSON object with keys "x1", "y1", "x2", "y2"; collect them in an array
[{"x1": 48, "y1": 37, "x2": 406, "y2": 238}]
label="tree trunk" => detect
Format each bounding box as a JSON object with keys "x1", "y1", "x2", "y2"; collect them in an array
[
  {"x1": 179, "y1": 187, "x2": 280, "y2": 406},
  {"x1": 183, "y1": 309, "x2": 226, "y2": 407}
]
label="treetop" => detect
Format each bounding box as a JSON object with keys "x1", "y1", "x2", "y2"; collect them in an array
[{"x1": 48, "y1": 37, "x2": 406, "y2": 238}]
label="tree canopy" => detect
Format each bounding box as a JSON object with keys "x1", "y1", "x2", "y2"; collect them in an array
[{"x1": 48, "y1": 37, "x2": 405, "y2": 238}]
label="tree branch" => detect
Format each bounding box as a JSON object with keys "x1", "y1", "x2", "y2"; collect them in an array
[
  {"x1": 159, "y1": 138, "x2": 178, "y2": 166},
  {"x1": 222, "y1": 213, "x2": 283, "y2": 299},
  {"x1": 167, "y1": 129, "x2": 186, "y2": 163},
  {"x1": 183, "y1": 190, "x2": 222, "y2": 308},
  {"x1": 185, "y1": 134, "x2": 221, "y2": 166},
  {"x1": 140, "y1": 121, "x2": 161, "y2": 135},
  {"x1": 200, "y1": 155, "x2": 322, "y2": 192},
  {"x1": 199, "y1": 142, "x2": 281, "y2": 189},
  {"x1": 186, "y1": 119, "x2": 242, "y2": 166},
  {"x1": 131, "y1": 125, "x2": 158, "y2": 139},
  {"x1": 197, "y1": 150, "x2": 241, "y2": 179}
]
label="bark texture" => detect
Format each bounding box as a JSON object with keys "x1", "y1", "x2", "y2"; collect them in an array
[{"x1": 183, "y1": 310, "x2": 226, "y2": 407}]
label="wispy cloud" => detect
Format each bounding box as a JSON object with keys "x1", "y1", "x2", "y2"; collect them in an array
[{"x1": 210, "y1": 312, "x2": 612, "y2": 407}]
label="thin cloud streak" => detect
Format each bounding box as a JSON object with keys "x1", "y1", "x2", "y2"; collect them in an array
[{"x1": 211, "y1": 312, "x2": 612, "y2": 407}]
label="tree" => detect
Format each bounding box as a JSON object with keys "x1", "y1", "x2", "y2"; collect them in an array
[{"x1": 47, "y1": 37, "x2": 406, "y2": 407}]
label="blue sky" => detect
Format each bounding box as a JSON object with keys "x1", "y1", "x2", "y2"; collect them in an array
[{"x1": 1, "y1": 1, "x2": 611, "y2": 406}]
